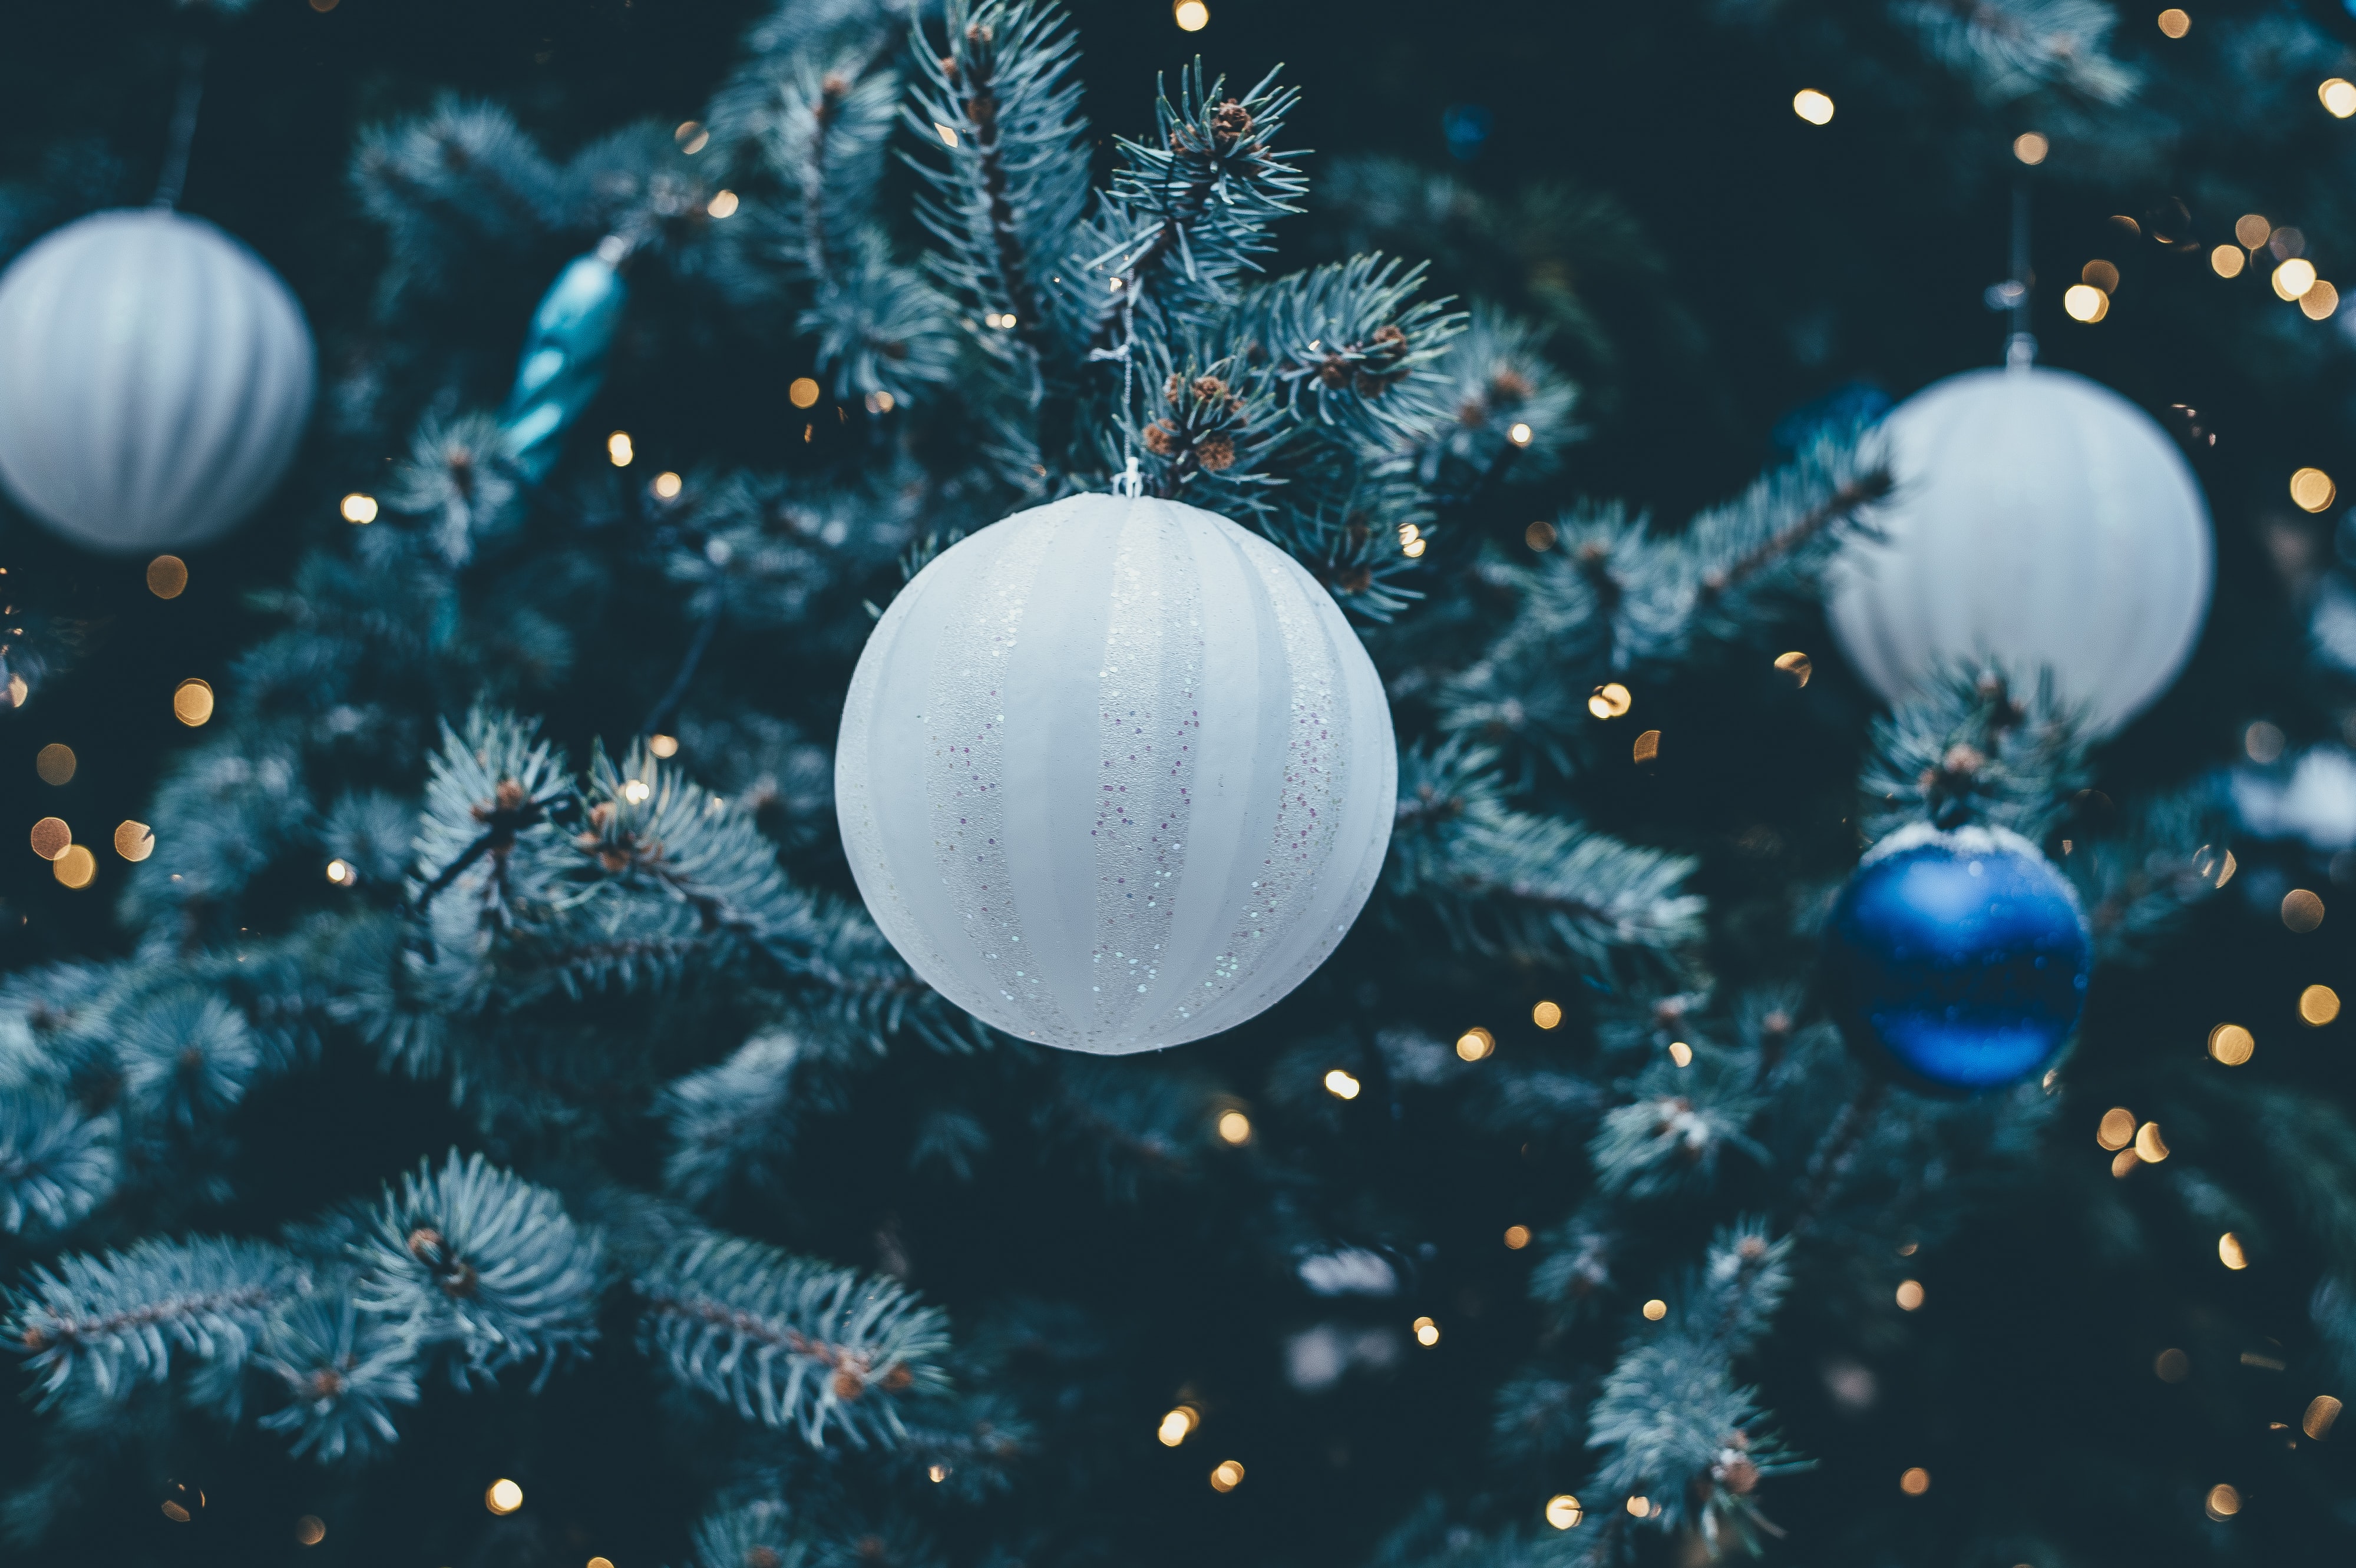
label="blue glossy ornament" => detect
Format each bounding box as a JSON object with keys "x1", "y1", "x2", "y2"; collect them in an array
[
  {"x1": 498, "y1": 247, "x2": 627, "y2": 484},
  {"x1": 1822, "y1": 823, "x2": 2090, "y2": 1092}
]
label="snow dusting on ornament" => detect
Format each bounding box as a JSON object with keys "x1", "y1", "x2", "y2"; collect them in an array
[{"x1": 835, "y1": 493, "x2": 1396, "y2": 1054}]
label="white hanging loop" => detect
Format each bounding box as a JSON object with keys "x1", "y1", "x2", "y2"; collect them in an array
[{"x1": 1116, "y1": 454, "x2": 1142, "y2": 498}]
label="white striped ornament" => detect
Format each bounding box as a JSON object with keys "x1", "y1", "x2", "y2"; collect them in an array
[
  {"x1": 1826, "y1": 365, "x2": 2212, "y2": 736},
  {"x1": 0, "y1": 209, "x2": 315, "y2": 553},
  {"x1": 836, "y1": 494, "x2": 1396, "y2": 1053}
]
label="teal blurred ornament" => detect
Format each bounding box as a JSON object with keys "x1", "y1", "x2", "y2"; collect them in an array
[
  {"x1": 1822, "y1": 823, "x2": 2090, "y2": 1093},
  {"x1": 498, "y1": 240, "x2": 628, "y2": 484}
]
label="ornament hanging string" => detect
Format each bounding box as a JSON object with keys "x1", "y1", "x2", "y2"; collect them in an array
[
  {"x1": 151, "y1": 40, "x2": 209, "y2": 210},
  {"x1": 1089, "y1": 277, "x2": 1143, "y2": 497},
  {"x1": 2004, "y1": 177, "x2": 2034, "y2": 371}
]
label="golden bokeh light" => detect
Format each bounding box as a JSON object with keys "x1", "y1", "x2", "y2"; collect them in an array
[
  {"x1": 1642, "y1": 1298, "x2": 1667, "y2": 1322},
  {"x1": 1588, "y1": 683, "x2": 1632, "y2": 719},
  {"x1": 2081, "y1": 259, "x2": 2120, "y2": 292},
  {"x1": 589, "y1": 1559, "x2": 615, "y2": 1568},
  {"x1": 1899, "y1": 1467, "x2": 1931, "y2": 1496},
  {"x1": 2299, "y1": 984, "x2": 2340, "y2": 1024},
  {"x1": 2291, "y1": 468, "x2": 2337, "y2": 512},
  {"x1": 2209, "y1": 1023, "x2": 2255, "y2": 1064},
  {"x1": 147, "y1": 554, "x2": 188, "y2": 598},
  {"x1": 1208, "y1": 1459, "x2": 1244, "y2": 1492},
  {"x1": 29, "y1": 817, "x2": 70, "y2": 861},
  {"x1": 1324, "y1": 1069, "x2": 1360, "y2": 1100},
  {"x1": 114, "y1": 821, "x2": 153, "y2": 862},
  {"x1": 1456, "y1": 1027, "x2": 1495, "y2": 1062},
  {"x1": 1525, "y1": 520, "x2": 1557, "y2": 552},
  {"x1": 1532, "y1": 999, "x2": 1562, "y2": 1030},
  {"x1": 2275, "y1": 257, "x2": 2319, "y2": 300},
  {"x1": 2304, "y1": 280, "x2": 2341, "y2": 320},
  {"x1": 707, "y1": 189, "x2": 739, "y2": 219},
  {"x1": 2155, "y1": 1347, "x2": 2190, "y2": 1382},
  {"x1": 789, "y1": 378, "x2": 822, "y2": 409},
  {"x1": 2304, "y1": 1394, "x2": 2342, "y2": 1439},
  {"x1": 1158, "y1": 1405, "x2": 1198, "y2": 1447},
  {"x1": 2282, "y1": 888, "x2": 2326, "y2": 932},
  {"x1": 649, "y1": 733, "x2": 680, "y2": 758},
  {"x1": 1668, "y1": 1040, "x2": 1694, "y2": 1067},
  {"x1": 1625, "y1": 1494, "x2": 1652, "y2": 1517},
  {"x1": 1633, "y1": 729, "x2": 1661, "y2": 763},
  {"x1": 339, "y1": 492, "x2": 378, "y2": 524},
  {"x1": 295, "y1": 1516, "x2": 325, "y2": 1546},
  {"x1": 1215, "y1": 1109, "x2": 1251, "y2": 1145},
  {"x1": 52, "y1": 843, "x2": 95, "y2": 888},
  {"x1": 326, "y1": 859, "x2": 352, "y2": 885},
  {"x1": 865, "y1": 390, "x2": 897, "y2": 413},
  {"x1": 2112, "y1": 1147, "x2": 2140, "y2": 1179},
  {"x1": 1506, "y1": 421, "x2": 1534, "y2": 446},
  {"x1": 1545, "y1": 1494, "x2": 1584, "y2": 1530},
  {"x1": 485, "y1": 1478, "x2": 524, "y2": 1515},
  {"x1": 2097, "y1": 1107, "x2": 2136, "y2": 1150},
  {"x1": 607, "y1": 431, "x2": 635, "y2": 466},
  {"x1": 2063, "y1": 284, "x2": 2109, "y2": 322},
  {"x1": 2134, "y1": 1122, "x2": 2170, "y2": 1163},
  {"x1": 1775, "y1": 650, "x2": 1812, "y2": 686},
  {"x1": 2324, "y1": 78, "x2": 2356, "y2": 118},
  {"x1": 934, "y1": 122, "x2": 960, "y2": 148},
  {"x1": 1504, "y1": 1225, "x2": 1532, "y2": 1250},
  {"x1": 1403, "y1": 537, "x2": 1428, "y2": 559},
  {"x1": 2156, "y1": 8, "x2": 2190, "y2": 37},
  {"x1": 622, "y1": 778, "x2": 653, "y2": 805},
  {"x1": 2236, "y1": 213, "x2": 2272, "y2": 249},
  {"x1": 2210, "y1": 244, "x2": 2246, "y2": 279},
  {"x1": 1895, "y1": 1279, "x2": 1925, "y2": 1311},
  {"x1": 2218, "y1": 1232, "x2": 2248, "y2": 1271},
  {"x1": 35, "y1": 743, "x2": 75, "y2": 785},
  {"x1": 2205, "y1": 1483, "x2": 2241, "y2": 1520},
  {"x1": 675, "y1": 120, "x2": 710, "y2": 154},
  {"x1": 1413, "y1": 1315, "x2": 1440, "y2": 1347},
  {"x1": 1173, "y1": 0, "x2": 1210, "y2": 29},
  {"x1": 652, "y1": 471, "x2": 683, "y2": 501},
  {"x1": 174, "y1": 678, "x2": 214, "y2": 727},
  {"x1": 1792, "y1": 89, "x2": 1834, "y2": 125},
  {"x1": 2013, "y1": 131, "x2": 2050, "y2": 164}
]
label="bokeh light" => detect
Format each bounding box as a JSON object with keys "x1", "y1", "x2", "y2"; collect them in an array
[
  {"x1": 1173, "y1": 0, "x2": 1209, "y2": 30},
  {"x1": 35, "y1": 743, "x2": 75, "y2": 785},
  {"x1": 2013, "y1": 131, "x2": 2049, "y2": 164},
  {"x1": 2302, "y1": 985, "x2": 2341, "y2": 1024},
  {"x1": 114, "y1": 821, "x2": 153, "y2": 861},
  {"x1": 1532, "y1": 999, "x2": 1562, "y2": 1029},
  {"x1": 147, "y1": 554, "x2": 188, "y2": 597},
  {"x1": 1792, "y1": 90, "x2": 1833, "y2": 125},
  {"x1": 2208, "y1": 1023, "x2": 2255, "y2": 1064},
  {"x1": 174, "y1": 679, "x2": 214, "y2": 727},
  {"x1": 52, "y1": 844, "x2": 95, "y2": 889},
  {"x1": 485, "y1": 1479, "x2": 524, "y2": 1515}
]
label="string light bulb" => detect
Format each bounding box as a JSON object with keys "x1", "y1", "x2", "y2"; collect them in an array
[
  {"x1": 114, "y1": 821, "x2": 154, "y2": 862},
  {"x1": 2013, "y1": 131, "x2": 2050, "y2": 164},
  {"x1": 340, "y1": 493, "x2": 378, "y2": 524},
  {"x1": 1642, "y1": 1298, "x2": 1667, "y2": 1322},
  {"x1": 1532, "y1": 999, "x2": 1562, "y2": 1029},
  {"x1": 1456, "y1": 1027, "x2": 1495, "y2": 1061},
  {"x1": 1895, "y1": 1279, "x2": 1925, "y2": 1311},
  {"x1": 147, "y1": 554, "x2": 188, "y2": 597},
  {"x1": 1504, "y1": 1225, "x2": 1531, "y2": 1249},
  {"x1": 173, "y1": 678, "x2": 214, "y2": 727},
  {"x1": 325, "y1": 858, "x2": 352, "y2": 885},
  {"x1": 1545, "y1": 1494, "x2": 1583, "y2": 1529},
  {"x1": 2218, "y1": 1232, "x2": 2248, "y2": 1270},
  {"x1": 1792, "y1": 90, "x2": 1833, "y2": 125},
  {"x1": 1412, "y1": 1315, "x2": 1440, "y2": 1346},
  {"x1": 2274, "y1": 258, "x2": 2319, "y2": 300},
  {"x1": 1215, "y1": 1109, "x2": 1251, "y2": 1144},
  {"x1": 485, "y1": 1479, "x2": 524, "y2": 1515},
  {"x1": 2300, "y1": 985, "x2": 2340, "y2": 1024},
  {"x1": 1209, "y1": 1459, "x2": 1244, "y2": 1492},
  {"x1": 1158, "y1": 1405, "x2": 1199, "y2": 1446},
  {"x1": 707, "y1": 189, "x2": 739, "y2": 219},
  {"x1": 1323, "y1": 1069, "x2": 1361, "y2": 1100},
  {"x1": 2156, "y1": 8, "x2": 2189, "y2": 37},
  {"x1": 1173, "y1": 0, "x2": 1209, "y2": 29},
  {"x1": 2324, "y1": 78, "x2": 2356, "y2": 118},
  {"x1": 2208, "y1": 1023, "x2": 2255, "y2": 1064}
]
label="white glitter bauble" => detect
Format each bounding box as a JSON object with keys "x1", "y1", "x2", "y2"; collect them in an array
[
  {"x1": 1827, "y1": 365, "x2": 2212, "y2": 735},
  {"x1": 0, "y1": 209, "x2": 315, "y2": 553},
  {"x1": 836, "y1": 493, "x2": 1397, "y2": 1054}
]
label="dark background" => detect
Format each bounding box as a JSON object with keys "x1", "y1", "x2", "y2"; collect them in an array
[{"x1": 0, "y1": 3, "x2": 2350, "y2": 1566}]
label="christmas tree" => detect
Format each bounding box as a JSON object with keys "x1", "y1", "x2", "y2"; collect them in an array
[{"x1": 0, "y1": 1, "x2": 2350, "y2": 1564}]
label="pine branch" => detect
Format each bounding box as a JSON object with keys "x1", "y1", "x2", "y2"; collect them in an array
[
  {"x1": 637, "y1": 1233, "x2": 950, "y2": 1445},
  {"x1": 351, "y1": 1151, "x2": 604, "y2": 1386},
  {"x1": 4, "y1": 1237, "x2": 299, "y2": 1405}
]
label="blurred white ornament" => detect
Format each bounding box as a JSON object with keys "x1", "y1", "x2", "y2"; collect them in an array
[
  {"x1": 0, "y1": 209, "x2": 315, "y2": 552},
  {"x1": 2234, "y1": 746, "x2": 2356, "y2": 850},
  {"x1": 837, "y1": 493, "x2": 1396, "y2": 1054},
  {"x1": 1827, "y1": 366, "x2": 2211, "y2": 735}
]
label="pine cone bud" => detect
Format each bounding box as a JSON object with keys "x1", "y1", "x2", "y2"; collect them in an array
[
  {"x1": 1195, "y1": 434, "x2": 1237, "y2": 472},
  {"x1": 1191, "y1": 375, "x2": 1229, "y2": 402},
  {"x1": 1719, "y1": 1457, "x2": 1760, "y2": 1494},
  {"x1": 1941, "y1": 743, "x2": 1986, "y2": 775},
  {"x1": 1737, "y1": 1233, "x2": 1768, "y2": 1261},
  {"x1": 833, "y1": 1367, "x2": 868, "y2": 1399},
  {"x1": 1210, "y1": 98, "x2": 1253, "y2": 144},
  {"x1": 747, "y1": 1551, "x2": 782, "y2": 1568},
  {"x1": 1164, "y1": 373, "x2": 1185, "y2": 405},
  {"x1": 495, "y1": 779, "x2": 527, "y2": 812},
  {"x1": 1489, "y1": 368, "x2": 1533, "y2": 403},
  {"x1": 407, "y1": 1226, "x2": 446, "y2": 1264},
  {"x1": 1142, "y1": 421, "x2": 1179, "y2": 456},
  {"x1": 1317, "y1": 355, "x2": 1350, "y2": 388},
  {"x1": 881, "y1": 1363, "x2": 914, "y2": 1391}
]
